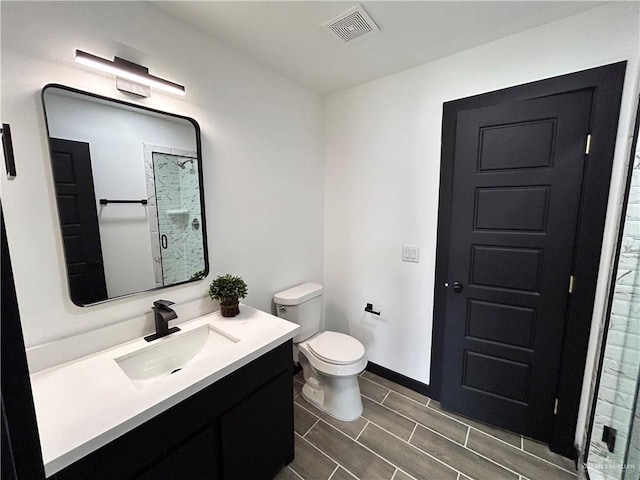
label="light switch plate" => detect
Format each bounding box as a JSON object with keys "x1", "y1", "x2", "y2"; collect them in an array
[{"x1": 402, "y1": 245, "x2": 419, "y2": 263}]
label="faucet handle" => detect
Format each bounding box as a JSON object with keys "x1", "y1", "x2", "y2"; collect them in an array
[{"x1": 153, "y1": 299, "x2": 175, "y2": 310}]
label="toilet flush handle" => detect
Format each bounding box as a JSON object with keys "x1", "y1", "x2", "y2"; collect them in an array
[{"x1": 278, "y1": 304, "x2": 286, "y2": 311}]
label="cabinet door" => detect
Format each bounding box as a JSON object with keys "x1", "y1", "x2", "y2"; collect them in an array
[
  {"x1": 137, "y1": 423, "x2": 221, "y2": 480},
  {"x1": 221, "y1": 371, "x2": 293, "y2": 480}
]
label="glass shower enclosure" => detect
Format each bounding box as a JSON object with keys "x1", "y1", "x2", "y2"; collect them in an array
[{"x1": 585, "y1": 102, "x2": 640, "y2": 480}]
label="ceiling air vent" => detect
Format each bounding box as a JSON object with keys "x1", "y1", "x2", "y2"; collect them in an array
[{"x1": 323, "y1": 5, "x2": 380, "y2": 44}]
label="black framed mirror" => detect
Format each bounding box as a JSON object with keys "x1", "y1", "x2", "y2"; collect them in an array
[{"x1": 42, "y1": 84, "x2": 208, "y2": 306}]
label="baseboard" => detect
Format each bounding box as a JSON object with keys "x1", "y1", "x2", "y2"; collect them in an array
[
  {"x1": 292, "y1": 360, "x2": 434, "y2": 399},
  {"x1": 365, "y1": 362, "x2": 435, "y2": 399}
]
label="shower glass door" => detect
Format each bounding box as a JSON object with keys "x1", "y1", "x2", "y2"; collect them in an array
[
  {"x1": 585, "y1": 105, "x2": 640, "y2": 480},
  {"x1": 144, "y1": 145, "x2": 205, "y2": 286}
]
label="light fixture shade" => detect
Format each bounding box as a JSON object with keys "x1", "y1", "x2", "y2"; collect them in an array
[{"x1": 75, "y1": 50, "x2": 186, "y2": 96}]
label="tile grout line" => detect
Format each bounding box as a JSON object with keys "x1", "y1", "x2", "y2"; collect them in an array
[
  {"x1": 361, "y1": 374, "x2": 429, "y2": 406},
  {"x1": 408, "y1": 422, "x2": 418, "y2": 443},
  {"x1": 459, "y1": 436, "x2": 534, "y2": 478},
  {"x1": 364, "y1": 393, "x2": 467, "y2": 448},
  {"x1": 464, "y1": 426, "x2": 470, "y2": 447},
  {"x1": 520, "y1": 448, "x2": 579, "y2": 476},
  {"x1": 317, "y1": 418, "x2": 430, "y2": 478},
  {"x1": 397, "y1": 467, "x2": 420, "y2": 480},
  {"x1": 359, "y1": 394, "x2": 446, "y2": 446},
  {"x1": 367, "y1": 415, "x2": 524, "y2": 480},
  {"x1": 338, "y1": 465, "x2": 361, "y2": 480},
  {"x1": 358, "y1": 418, "x2": 465, "y2": 478},
  {"x1": 356, "y1": 420, "x2": 369, "y2": 441},
  {"x1": 292, "y1": 431, "x2": 346, "y2": 476},
  {"x1": 415, "y1": 396, "x2": 530, "y2": 452},
  {"x1": 425, "y1": 403, "x2": 576, "y2": 474},
  {"x1": 391, "y1": 468, "x2": 398, "y2": 480},
  {"x1": 362, "y1": 392, "x2": 384, "y2": 405},
  {"x1": 381, "y1": 389, "x2": 391, "y2": 403},
  {"x1": 302, "y1": 421, "x2": 371, "y2": 480},
  {"x1": 328, "y1": 457, "x2": 361, "y2": 480},
  {"x1": 471, "y1": 428, "x2": 579, "y2": 476},
  {"x1": 327, "y1": 464, "x2": 340, "y2": 480},
  {"x1": 460, "y1": 435, "x2": 554, "y2": 479},
  {"x1": 294, "y1": 401, "x2": 327, "y2": 428},
  {"x1": 381, "y1": 388, "x2": 501, "y2": 450},
  {"x1": 288, "y1": 466, "x2": 305, "y2": 480},
  {"x1": 303, "y1": 417, "x2": 320, "y2": 438}
]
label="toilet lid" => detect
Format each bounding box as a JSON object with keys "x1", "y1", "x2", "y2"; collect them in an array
[{"x1": 307, "y1": 331, "x2": 365, "y2": 365}]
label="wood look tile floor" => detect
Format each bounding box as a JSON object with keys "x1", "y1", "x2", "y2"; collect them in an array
[{"x1": 276, "y1": 371, "x2": 577, "y2": 480}]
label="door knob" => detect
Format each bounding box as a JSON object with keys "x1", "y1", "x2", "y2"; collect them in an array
[{"x1": 452, "y1": 281, "x2": 464, "y2": 293}]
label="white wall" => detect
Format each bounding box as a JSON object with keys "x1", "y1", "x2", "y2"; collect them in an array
[
  {"x1": 323, "y1": 2, "x2": 639, "y2": 445},
  {"x1": 1, "y1": 1, "x2": 323, "y2": 349}
]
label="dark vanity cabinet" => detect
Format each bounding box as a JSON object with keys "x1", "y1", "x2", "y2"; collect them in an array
[{"x1": 50, "y1": 341, "x2": 294, "y2": 480}]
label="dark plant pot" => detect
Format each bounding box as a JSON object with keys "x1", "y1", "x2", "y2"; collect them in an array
[{"x1": 220, "y1": 300, "x2": 240, "y2": 317}]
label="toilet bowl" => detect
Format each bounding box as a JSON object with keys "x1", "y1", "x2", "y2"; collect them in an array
[
  {"x1": 274, "y1": 283, "x2": 367, "y2": 421},
  {"x1": 298, "y1": 331, "x2": 367, "y2": 421}
]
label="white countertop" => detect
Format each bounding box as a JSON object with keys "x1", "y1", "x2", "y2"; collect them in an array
[{"x1": 30, "y1": 305, "x2": 299, "y2": 477}]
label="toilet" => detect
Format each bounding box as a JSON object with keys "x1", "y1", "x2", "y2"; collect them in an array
[{"x1": 274, "y1": 282, "x2": 367, "y2": 421}]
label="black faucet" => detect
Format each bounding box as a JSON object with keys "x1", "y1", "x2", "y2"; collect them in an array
[{"x1": 144, "y1": 300, "x2": 181, "y2": 342}]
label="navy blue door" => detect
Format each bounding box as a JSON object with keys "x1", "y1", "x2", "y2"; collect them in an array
[{"x1": 441, "y1": 90, "x2": 592, "y2": 441}]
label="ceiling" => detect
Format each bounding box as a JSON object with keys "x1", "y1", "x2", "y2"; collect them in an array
[{"x1": 152, "y1": 1, "x2": 605, "y2": 94}]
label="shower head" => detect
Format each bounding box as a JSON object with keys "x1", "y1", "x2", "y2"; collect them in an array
[{"x1": 177, "y1": 159, "x2": 195, "y2": 169}]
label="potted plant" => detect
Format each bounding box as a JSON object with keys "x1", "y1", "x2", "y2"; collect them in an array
[{"x1": 208, "y1": 274, "x2": 248, "y2": 317}]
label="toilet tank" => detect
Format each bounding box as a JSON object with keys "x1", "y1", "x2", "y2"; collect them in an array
[{"x1": 274, "y1": 283, "x2": 323, "y2": 342}]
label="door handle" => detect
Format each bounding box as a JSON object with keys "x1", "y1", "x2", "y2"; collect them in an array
[
  {"x1": 161, "y1": 235, "x2": 168, "y2": 249},
  {"x1": 452, "y1": 281, "x2": 464, "y2": 293}
]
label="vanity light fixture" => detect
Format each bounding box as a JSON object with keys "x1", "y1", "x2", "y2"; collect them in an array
[{"x1": 74, "y1": 49, "x2": 185, "y2": 97}]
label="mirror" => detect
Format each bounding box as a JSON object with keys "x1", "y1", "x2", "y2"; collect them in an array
[{"x1": 42, "y1": 84, "x2": 208, "y2": 306}]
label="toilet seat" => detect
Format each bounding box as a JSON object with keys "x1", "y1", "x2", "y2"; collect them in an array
[
  {"x1": 307, "y1": 331, "x2": 365, "y2": 365},
  {"x1": 298, "y1": 331, "x2": 368, "y2": 377}
]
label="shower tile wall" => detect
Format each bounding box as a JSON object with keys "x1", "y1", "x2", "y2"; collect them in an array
[
  {"x1": 179, "y1": 159, "x2": 204, "y2": 278},
  {"x1": 587, "y1": 147, "x2": 640, "y2": 480},
  {"x1": 144, "y1": 145, "x2": 204, "y2": 286}
]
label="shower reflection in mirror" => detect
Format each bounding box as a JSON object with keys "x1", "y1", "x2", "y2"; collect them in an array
[{"x1": 143, "y1": 145, "x2": 204, "y2": 287}]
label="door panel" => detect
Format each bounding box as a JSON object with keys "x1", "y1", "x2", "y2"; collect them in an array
[
  {"x1": 441, "y1": 90, "x2": 593, "y2": 441},
  {"x1": 477, "y1": 119, "x2": 556, "y2": 171},
  {"x1": 466, "y1": 299, "x2": 535, "y2": 348},
  {"x1": 475, "y1": 186, "x2": 549, "y2": 231},
  {"x1": 470, "y1": 245, "x2": 543, "y2": 291}
]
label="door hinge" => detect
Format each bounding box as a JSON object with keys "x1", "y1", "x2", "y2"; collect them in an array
[
  {"x1": 585, "y1": 134, "x2": 592, "y2": 155},
  {"x1": 554, "y1": 398, "x2": 559, "y2": 415},
  {"x1": 569, "y1": 275, "x2": 575, "y2": 294}
]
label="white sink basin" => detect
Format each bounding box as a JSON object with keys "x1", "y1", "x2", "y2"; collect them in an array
[{"x1": 115, "y1": 324, "x2": 239, "y2": 389}]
